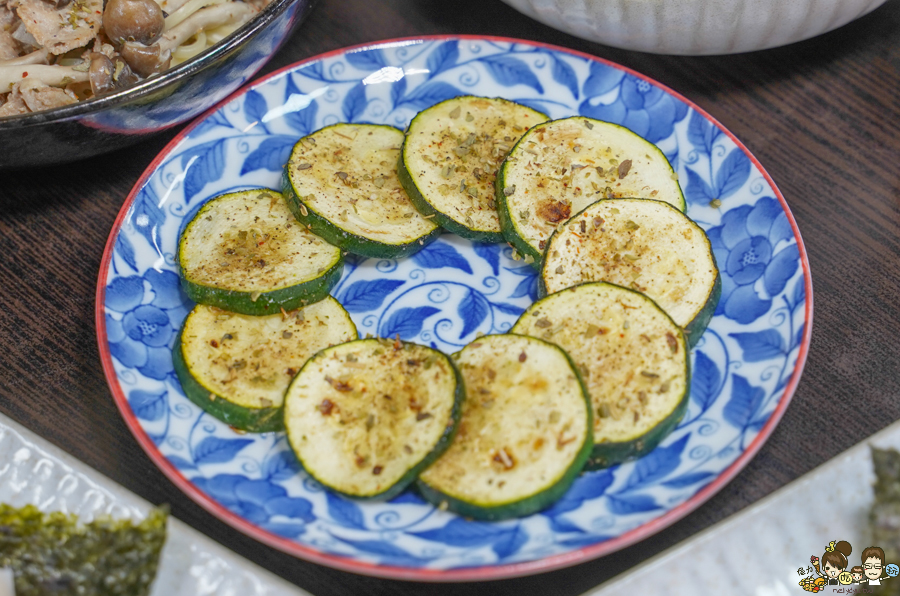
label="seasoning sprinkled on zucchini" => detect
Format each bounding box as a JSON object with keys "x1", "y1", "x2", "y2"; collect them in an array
[
  {"x1": 283, "y1": 338, "x2": 462, "y2": 499},
  {"x1": 173, "y1": 297, "x2": 358, "y2": 432},
  {"x1": 497, "y1": 116, "x2": 686, "y2": 263},
  {"x1": 512, "y1": 282, "x2": 689, "y2": 469},
  {"x1": 540, "y1": 198, "x2": 720, "y2": 345},
  {"x1": 282, "y1": 123, "x2": 441, "y2": 258},
  {"x1": 178, "y1": 189, "x2": 343, "y2": 316},
  {"x1": 398, "y1": 96, "x2": 548, "y2": 242},
  {"x1": 417, "y1": 334, "x2": 591, "y2": 520}
]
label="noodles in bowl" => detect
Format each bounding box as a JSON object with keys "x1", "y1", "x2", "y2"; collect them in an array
[{"x1": 0, "y1": 0, "x2": 271, "y2": 116}]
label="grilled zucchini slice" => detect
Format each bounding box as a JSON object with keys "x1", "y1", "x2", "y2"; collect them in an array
[
  {"x1": 282, "y1": 124, "x2": 441, "y2": 258},
  {"x1": 398, "y1": 96, "x2": 548, "y2": 242},
  {"x1": 496, "y1": 116, "x2": 685, "y2": 263},
  {"x1": 540, "y1": 198, "x2": 720, "y2": 346},
  {"x1": 283, "y1": 338, "x2": 462, "y2": 499},
  {"x1": 173, "y1": 297, "x2": 358, "y2": 432},
  {"x1": 417, "y1": 334, "x2": 592, "y2": 520},
  {"x1": 512, "y1": 282, "x2": 689, "y2": 469},
  {"x1": 178, "y1": 189, "x2": 343, "y2": 316}
]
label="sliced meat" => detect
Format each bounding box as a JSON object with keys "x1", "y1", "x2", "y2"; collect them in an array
[
  {"x1": 0, "y1": 4, "x2": 21, "y2": 59},
  {"x1": 14, "y1": 0, "x2": 102, "y2": 55},
  {"x1": 0, "y1": 86, "x2": 27, "y2": 115},
  {"x1": 18, "y1": 77, "x2": 76, "y2": 110}
]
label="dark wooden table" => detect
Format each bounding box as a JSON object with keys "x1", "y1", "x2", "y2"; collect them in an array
[{"x1": 2, "y1": 0, "x2": 899, "y2": 594}]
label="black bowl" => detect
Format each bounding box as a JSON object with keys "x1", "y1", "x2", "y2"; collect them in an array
[{"x1": 0, "y1": 0, "x2": 316, "y2": 168}]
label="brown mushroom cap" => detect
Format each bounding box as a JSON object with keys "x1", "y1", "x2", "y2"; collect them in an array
[
  {"x1": 119, "y1": 41, "x2": 171, "y2": 78},
  {"x1": 103, "y1": 0, "x2": 165, "y2": 46},
  {"x1": 88, "y1": 52, "x2": 115, "y2": 95}
]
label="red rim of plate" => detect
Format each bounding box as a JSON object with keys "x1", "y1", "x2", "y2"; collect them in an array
[{"x1": 95, "y1": 34, "x2": 814, "y2": 582}]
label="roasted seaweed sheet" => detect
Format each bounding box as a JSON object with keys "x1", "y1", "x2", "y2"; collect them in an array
[
  {"x1": 871, "y1": 447, "x2": 900, "y2": 595},
  {"x1": 0, "y1": 503, "x2": 167, "y2": 596}
]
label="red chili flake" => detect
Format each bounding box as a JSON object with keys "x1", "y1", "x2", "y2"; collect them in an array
[
  {"x1": 518, "y1": 351, "x2": 527, "y2": 362},
  {"x1": 210, "y1": 339, "x2": 219, "y2": 348},
  {"x1": 393, "y1": 334, "x2": 402, "y2": 350},
  {"x1": 22, "y1": 72, "x2": 28, "y2": 78},
  {"x1": 372, "y1": 465, "x2": 383, "y2": 475},
  {"x1": 317, "y1": 399, "x2": 335, "y2": 415}
]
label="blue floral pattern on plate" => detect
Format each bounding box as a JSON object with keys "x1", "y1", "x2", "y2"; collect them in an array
[{"x1": 99, "y1": 37, "x2": 811, "y2": 578}]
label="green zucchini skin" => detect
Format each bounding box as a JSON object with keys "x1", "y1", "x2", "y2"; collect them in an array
[
  {"x1": 181, "y1": 260, "x2": 343, "y2": 317},
  {"x1": 684, "y1": 273, "x2": 721, "y2": 349},
  {"x1": 496, "y1": 116, "x2": 686, "y2": 266},
  {"x1": 416, "y1": 335, "x2": 593, "y2": 521},
  {"x1": 284, "y1": 339, "x2": 464, "y2": 501},
  {"x1": 398, "y1": 96, "x2": 548, "y2": 244},
  {"x1": 281, "y1": 167, "x2": 442, "y2": 260},
  {"x1": 495, "y1": 180, "x2": 541, "y2": 265},
  {"x1": 583, "y1": 363, "x2": 690, "y2": 470},
  {"x1": 172, "y1": 330, "x2": 284, "y2": 433},
  {"x1": 177, "y1": 188, "x2": 344, "y2": 316},
  {"x1": 538, "y1": 198, "x2": 721, "y2": 347},
  {"x1": 281, "y1": 124, "x2": 442, "y2": 259},
  {"x1": 513, "y1": 282, "x2": 690, "y2": 469},
  {"x1": 397, "y1": 153, "x2": 504, "y2": 244}
]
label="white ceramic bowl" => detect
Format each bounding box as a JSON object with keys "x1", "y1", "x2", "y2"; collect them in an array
[{"x1": 501, "y1": 0, "x2": 889, "y2": 55}]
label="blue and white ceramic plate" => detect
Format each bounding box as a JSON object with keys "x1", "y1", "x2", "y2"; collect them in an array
[{"x1": 97, "y1": 36, "x2": 812, "y2": 581}]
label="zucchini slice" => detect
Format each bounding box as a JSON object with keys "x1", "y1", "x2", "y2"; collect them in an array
[
  {"x1": 283, "y1": 338, "x2": 462, "y2": 499},
  {"x1": 172, "y1": 297, "x2": 358, "y2": 432},
  {"x1": 512, "y1": 282, "x2": 689, "y2": 469},
  {"x1": 417, "y1": 334, "x2": 592, "y2": 521},
  {"x1": 178, "y1": 189, "x2": 343, "y2": 316},
  {"x1": 540, "y1": 198, "x2": 720, "y2": 346},
  {"x1": 282, "y1": 124, "x2": 441, "y2": 258},
  {"x1": 496, "y1": 116, "x2": 686, "y2": 262},
  {"x1": 398, "y1": 96, "x2": 548, "y2": 242}
]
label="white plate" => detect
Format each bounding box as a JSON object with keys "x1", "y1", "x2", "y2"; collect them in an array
[
  {"x1": 585, "y1": 420, "x2": 900, "y2": 595},
  {"x1": 0, "y1": 411, "x2": 307, "y2": 596}
]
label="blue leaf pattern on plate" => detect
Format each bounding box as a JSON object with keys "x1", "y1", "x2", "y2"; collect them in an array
[
  {"x1": 481, "y1": 55, "x2": 544, "y2": 93},
  {"x1": 457, "y1": 288, "x2": 490, "y2": 338},
  {"x1": 338, "y1": 279, "x2": 405, "y2": 312},
  {"x1": 193, "y1": 436, "x2": 253, "y2": 464},
  {"x1": 325, "y1": 491, "x2": 366, "y2": 529},
  {"x1": 622, "y1": 434, "x2": 689, "y2": 491},
  {"x1": 426, "y1": 40, "x2": 459, "y2": 77},
  {"x1": 243, "y1": 90, "x2": 269, "y2": 133},
  {"x1": 346, "y1": 48, "x2": 386, "y2": 71},
  {"x1": 723, "y1": 375, "x2": 766, "y2": 429},
  {"x1": 691, "y1": 351, "x2": 722, "y2": 412},
  {"x1": 398, "y1": 82, "x2": 462, "y2": 111},
  {"x1": 128, "y1": 389, "x2": 167, "y2": 421},
  {"x1": 606, "y1": 494, "x2": 660, "y2": 515},
  {"x1": 411, "y1": 241, "x2": 472, "y2": 274},
  {"x1": 730, "y1": 330, "x2": 785, "y2": 362},
  {"x1": 180, "y1": 139, "x2": 227, "y2": 204},
  {"x1": 102, "y1": 38, "x2": 808, "y2": 573},
  {"x1": 715, "y1": 149, "x2": 751, "y2": 200},
  {"x1": 550, "y1": 54, "x2": 578, "y2": 99},
  {"x1": 378, "y1": 306, "x2": 440, "y2": 339},
  {"x1": 240, "y1": 136, "x2": 296, "y2": 175},
  {"x1": 343, "y1": 83, "x2": 368, "y2": 122}
]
